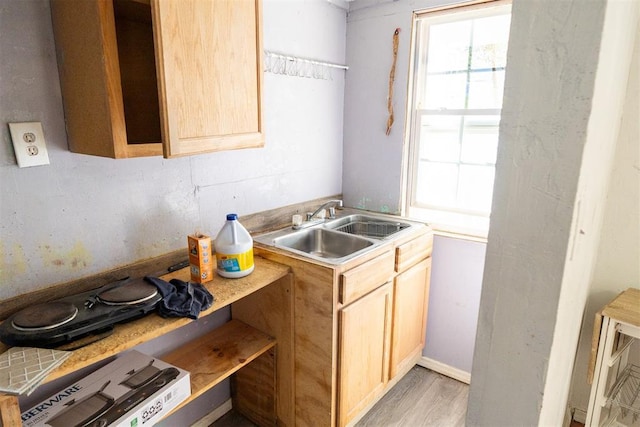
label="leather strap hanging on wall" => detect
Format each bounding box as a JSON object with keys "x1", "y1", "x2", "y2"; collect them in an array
[{"x1": 386, "y1": 28, "x2": 401, "y2": 136}]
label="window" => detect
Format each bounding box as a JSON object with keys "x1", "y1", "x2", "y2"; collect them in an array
[{"x1": 405, "y1": 1, "x2": 511, "y2": 238}]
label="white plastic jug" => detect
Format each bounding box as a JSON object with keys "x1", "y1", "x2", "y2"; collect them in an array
[{"x1": 214, "y1": 214, "x2": 254, "y2": 278}]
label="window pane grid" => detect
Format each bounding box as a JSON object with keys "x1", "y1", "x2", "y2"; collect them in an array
[
  {"x1": 426, "y1": 66, "x2": 506, "y2": 76},
  {"x1": 417, "y1": 109, "x2": 502, "y2": 115},
  {"x1": 414, "y1": 160, "x2": 495, "y2": 216},
  {"x1": 407, "y1": 3, "x2": 511, "y2": 236},
  {"x1": 417, "y1": 159, "x2": 496, "y2": 168}
]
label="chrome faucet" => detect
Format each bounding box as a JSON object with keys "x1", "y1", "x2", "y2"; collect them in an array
[
  {"x1": 293, "y1": 199, "x2": 343, "y2": 229},
  {"x1": 307, "y1": 199, "x2": 343, "y2": 221}
]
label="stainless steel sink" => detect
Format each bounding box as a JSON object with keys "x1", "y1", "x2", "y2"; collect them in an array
[
  {"x1": 253, "y1": 211, "x2": 424, "y2": 265},
  {"x1": 324, "y1": 214, "x2": 411, "y2": 239},
  {"x1": 274, "y1": 228, "x2": 374, "y2": 259},
  {"x1": 254, "y1": 226, "x2": 377, "y2": 264}
]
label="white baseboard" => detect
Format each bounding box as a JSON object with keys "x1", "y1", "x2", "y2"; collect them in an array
[
  {"x1": 417, "y1": 356, "x2": 471, "y2": 384},
  {"x1": 191, "y1": 398, "x2": 233, "y2": 427}
]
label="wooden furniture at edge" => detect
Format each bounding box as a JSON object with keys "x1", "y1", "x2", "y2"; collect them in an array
[
  {"x1": 586, "y1": 288, "x2": 640, "y2": 426},
  {"x1": 255, "y1": 224, "x2": 434, "y2": 427},
  {"x1": 0, "y1": 256, "x2": 293, "y2": 427},
  {"x1": 50, "y1": 0, "x2": 264, "y2": 159}
]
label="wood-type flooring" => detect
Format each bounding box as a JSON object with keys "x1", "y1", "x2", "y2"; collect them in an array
[
  {"x1": 212, "y1": 366, "x2": 469, "y2": 426},
  {"x1": 355, "y1": 366, "x2": 468, "y2": 426}
]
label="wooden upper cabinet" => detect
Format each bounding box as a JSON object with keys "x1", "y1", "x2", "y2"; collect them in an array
[
  {"x1": 50, "y1": 0, "x2": 264, "y2": 159},
  {"x1": 153, "y1": 0, "x2": 263, "y2": 157}
]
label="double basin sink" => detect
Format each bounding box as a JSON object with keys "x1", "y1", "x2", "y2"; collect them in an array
[{"x1": 253, "y1": 213, "x2": 424, "y2": 265}]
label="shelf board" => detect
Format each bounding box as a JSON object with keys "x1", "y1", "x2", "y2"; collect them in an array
[
  {"x1": 161, "y1": 319, "x2": 275, "y2": 416},
  {"x1": 26, "y1": 256, "x2": 288, "y2": 384}
]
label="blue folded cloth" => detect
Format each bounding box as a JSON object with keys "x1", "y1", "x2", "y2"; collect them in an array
[{"x1": 144, "y1": 276, "x2": 214, "y2": 319}]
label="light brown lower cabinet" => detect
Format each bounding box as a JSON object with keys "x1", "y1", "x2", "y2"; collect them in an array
[
  {"x1": 255, "y1": 223, "x2": 434, "y2": 427},
  {"x1": 390, "y1": 257, "x2": 432, "y2": 379},
  {"x1": 338, "y1": 281, "x2": 393, "y2": 426}
]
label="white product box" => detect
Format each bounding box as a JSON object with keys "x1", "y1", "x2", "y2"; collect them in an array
[{"x1": 21, "y1": 350, "x2": 190, "y2": 427}]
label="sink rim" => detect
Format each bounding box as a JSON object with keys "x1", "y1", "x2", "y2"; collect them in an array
[{"x1": 253, "y1": 211, "x2": 425, "y2": 265}]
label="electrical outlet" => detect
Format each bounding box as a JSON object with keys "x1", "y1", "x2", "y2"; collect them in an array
[{"x1": 8, "y1": 122, "x2": 50, "y2": 168}]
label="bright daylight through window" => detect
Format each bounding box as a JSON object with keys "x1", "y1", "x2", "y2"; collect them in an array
[{"x1": 405, "y1": 2, "x2": 511, "y2": 238}]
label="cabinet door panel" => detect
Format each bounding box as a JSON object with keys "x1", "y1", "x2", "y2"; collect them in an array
[
  {"x1": 338, "y1": 282, "x2": 393, "y2": 426},
  {"x1": 50, "y1": 0, "x2": 128, "y2": 158},
  {"x1": 152, "y1": 0, "x2": 264, "y2": 157},
  {"x1": 390, "y1": 257, "x2": 432, "y2": 378}
]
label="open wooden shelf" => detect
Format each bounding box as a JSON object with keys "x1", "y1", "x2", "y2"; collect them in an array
[
  {"x1": 0, "y1": 256, "x2": 288, "y2": 384},
  {"x1": 161, "y1": 319, "x2": 276, "y2": 416},
  {"x1": 0, "y1": 256, "x2": 290, "y2": 426},
  {"x1": 0, "y1": 256, "x2": 291, "y2": 426}
]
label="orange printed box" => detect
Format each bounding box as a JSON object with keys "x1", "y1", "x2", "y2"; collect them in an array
[{"x1": 188, "y1": 234, "x2": 213, "y2": 283}]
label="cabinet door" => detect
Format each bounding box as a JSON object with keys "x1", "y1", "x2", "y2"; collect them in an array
[
  {"x1": 152, "y1": 0, "x2": 264, "y2": 158},
  {"x1": 337, "y1": 282, "x2": 393, "y2": 427},
  {"x1": 51, "y1": 0, "x2": 153, "y2": 158},
  {"x1": 390, "y1": 257, "x2": 432, "y2": 379}
]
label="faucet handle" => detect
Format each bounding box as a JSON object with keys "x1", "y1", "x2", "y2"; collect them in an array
[{"x1": 328, "y1": 207, "x2": 336, "y2": 218}]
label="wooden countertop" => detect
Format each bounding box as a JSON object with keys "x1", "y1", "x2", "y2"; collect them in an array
[{"x1": 0, "y1": 256, "x2": 290, "y2": 385}]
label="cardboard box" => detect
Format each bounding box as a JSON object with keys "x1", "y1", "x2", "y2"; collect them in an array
[
  {"x1": 188, "y1": 234, "x2": 214, "y2": 283},
  {"x1": 21, "y1": 350, "x2": 190, "y2": 427}
]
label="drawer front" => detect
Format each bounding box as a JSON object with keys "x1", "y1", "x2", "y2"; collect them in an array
[
  {"x1": 395, "y1": 232, "x2": 433, "y2": 273},
  {"x1": 340, "y1": 251, "x2": 395, "y2": 305}
]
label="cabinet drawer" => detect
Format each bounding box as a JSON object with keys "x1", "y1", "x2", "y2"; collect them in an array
[
  {"x1": 395, "y1": 232, "x2": 433, "y2": 273},
  {"x1": 340, "y1": 252, "x2": 395, "y2": 305}
]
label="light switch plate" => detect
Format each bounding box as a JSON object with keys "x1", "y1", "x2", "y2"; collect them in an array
[{"x1": 8, "y1": 122, "x2": 50, "y2": 168}]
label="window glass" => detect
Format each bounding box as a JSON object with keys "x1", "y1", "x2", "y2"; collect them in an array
[
  {"x1": 416, "y1": 161, "x2": 458, "y2": 207},
  {"x1": 406, "y1": 2, "x2": 511, "y2": 237},
  {"x1": 458, "y1": 164, "x2": 495, "y2": 213},
  {"x1": 426, "y1": 21, "x2": 472, "y2": 73},
  {"x1": 460, "y1": 115, "x2": 500, "y2": 164},
  {"x1": 471, "y1": 14, "x2": 511, "y2": 69},
  {"x1": 467, "y1": 70, "x2": 505, "y2": 109},
  {"x1": 419, "y1": 115, "x2": 461, "y2": 162},
  {"x1": 422, "y1": 74, "x2": 468, "y2": 109}
]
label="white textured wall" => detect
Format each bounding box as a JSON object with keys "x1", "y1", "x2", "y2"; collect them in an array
[
  {"x1": 0, "y1": 0, "x2": 346, "y2": 301},
  {"x1": 468, "y1": 0, "x2": 639, "y2": 425},
  {"x1": 567, "y1": 19, "x2": 640, "y2": 420},
  {"x1": 539, "y1": 1, "x2": 639, "y2": 422}
]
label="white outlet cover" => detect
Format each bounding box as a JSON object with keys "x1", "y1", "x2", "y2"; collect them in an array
[{"x1": 9, "y1": 122, "x2": 50, "y2": 168}]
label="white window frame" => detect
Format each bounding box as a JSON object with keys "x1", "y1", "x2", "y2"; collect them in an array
[{"x1": 403, "y1": 0, "x2": 512, "y2": 239}]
